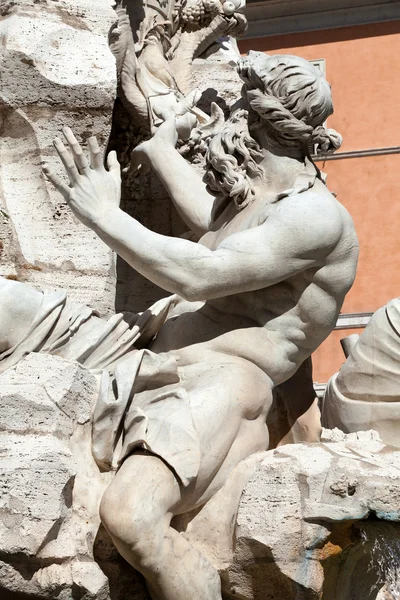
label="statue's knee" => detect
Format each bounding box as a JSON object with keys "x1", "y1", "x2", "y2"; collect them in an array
[
  {"x1": 100, "y1": 484, "x2": 159, "y2": 555},
  {"x1": 100, "y1": 485, "x2": 135, "y2": 541}
]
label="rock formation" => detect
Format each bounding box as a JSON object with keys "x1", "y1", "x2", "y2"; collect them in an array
[{"x1": 0, "y1": 0, "x2": 117, "y2": 315}]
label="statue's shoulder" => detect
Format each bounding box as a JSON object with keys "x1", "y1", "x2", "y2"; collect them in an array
[
  {"x1": 275, "y1": 184, "x2": 342, "y2": 223},
  {"x1": 265, "y1": 186, "x2": 357, "y2": 260}
]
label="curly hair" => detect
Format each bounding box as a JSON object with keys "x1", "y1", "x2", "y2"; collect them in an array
[
  {"x1": 204, "y1": 52, "x2": 342, "y2": 209},
  {"x1": 204, "y1": 108, "x2": 264, "y2": 208},
  {"x1": 241, "y1": 52, "x2": 342, "y2": 153}
]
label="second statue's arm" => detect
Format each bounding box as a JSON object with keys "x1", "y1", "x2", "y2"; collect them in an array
[{"x1": 131, "y1": 117, "x2": 216, "y2": 237}]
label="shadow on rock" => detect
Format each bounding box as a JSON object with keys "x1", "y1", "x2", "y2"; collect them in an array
[
  {"x1": 93, "y1": 525, "x2": 150, "y2": 600},
  {"x1": 222, "y1": 537, "x2": 320, "y2": 600}
]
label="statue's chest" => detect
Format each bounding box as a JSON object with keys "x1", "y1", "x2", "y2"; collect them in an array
[{"x1": 200, "y1": 201, "x2": 277, "y2": 250}]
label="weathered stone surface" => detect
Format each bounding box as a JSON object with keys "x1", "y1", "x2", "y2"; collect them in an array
[
  {"x1": 0, "y1": 433, "x2": 74, "y2": 556},
  {"x1": 0, "y1": 353, "x2": 96, "y2": 436},
  {"x1": 0, "y1": 354, "x2": 117, "y2": 598},
  {"x1": 224, "y1": 441, "x2": 400, "y2": 599},
  {"x1": 0, "y1": 354, "x2": 152, "y2": 599},
  {"x1": 180, "y1": 437, "x2": 400, "y2": 600},
  {"x1": 0, "y1": 0, "x2": 117, "y2": 315}
]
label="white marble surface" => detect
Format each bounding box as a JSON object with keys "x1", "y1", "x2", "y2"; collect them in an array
[{"x1": 323, "y1": 297, "x2": 400, "y2": 446}]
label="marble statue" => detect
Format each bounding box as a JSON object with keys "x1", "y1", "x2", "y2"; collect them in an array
[
  {"x1": 0, "y1": 44, "x2": 358, "y2": 598},
  {"x1": 109, "y1": 0, "x2": 247, "y2": 134},
  {"x1": 323, "y1": 297, "x2": 400, "y2": 446}
]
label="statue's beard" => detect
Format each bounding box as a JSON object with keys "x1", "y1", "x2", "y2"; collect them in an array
[{"x1": 203, "y1": 108, "x2": 264, "y2": 210}]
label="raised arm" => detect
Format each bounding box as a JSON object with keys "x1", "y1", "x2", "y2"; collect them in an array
[
  {"x1": 92, "y1": 194, "x2": 343, "y2": 301},
  {"x1": 132, "y1": 118, "x2": 216, "y2": 237},
  {"x1": 44, "y1": 129, "x2": 343, "y2": 301}
]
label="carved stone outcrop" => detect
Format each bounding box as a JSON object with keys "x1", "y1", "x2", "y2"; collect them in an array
[
  {"x1": 0, "y1": 0, "x2": 117, "y2": 315},
  {"x1": 0, "y1": 353, "x2": 149, "y2": 599},
  {"x1": 185, "y1": 430, "x2": 400, "y2": 600}
]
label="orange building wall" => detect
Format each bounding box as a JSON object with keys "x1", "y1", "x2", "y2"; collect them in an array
[
  {"x1": 323, "y1": 155, "x2": 400, "y2": 314},
  {"x1": 313, "y1": 329, "x2": 360, "y2": 383},
  {"x1": 239, "y1": 22, "x2": 400, "y2": 382}
]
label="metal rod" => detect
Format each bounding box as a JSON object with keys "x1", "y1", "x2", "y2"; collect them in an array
[{"x1": 314, "y1": 146, "x2": 400, "y2": 162}]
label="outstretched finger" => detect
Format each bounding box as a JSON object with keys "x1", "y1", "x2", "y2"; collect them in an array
[
  {"x1": 106, "y1": 150, "x2": 120, "y2": 175},
  {"x1": 53, "y1": 137, "x2": 80, "y2": 184},
  {"x1": 43, "y1": 165, "x2": 70, "y2": 198},
  {"x1": 87, "y1": 136, "x2": 103, "y2": 170},
  {"x1": 62, "y1": 126, "x2": 89, "y2": 174}
]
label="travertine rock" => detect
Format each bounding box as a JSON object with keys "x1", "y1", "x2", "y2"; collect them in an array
[
  {"x1": 0, "y1": 354, "x2": 113, "y2": 598},
  {"x1": 183, "y1": 438, "x2": 400, "y2": 600},
  {"x1": 0, "y1": 354, "x2": 152, "y2": 599},
  {"x1": 0, "y1": 433, "x2": 74, "y2": 557},
  {"x1": 0, "y1": 0, "x2": 117, "y2": 315}
]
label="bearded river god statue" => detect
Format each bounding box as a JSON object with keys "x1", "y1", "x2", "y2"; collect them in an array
[{"x1": 0, "y1": 11, "x2": 360, "y2": 600}]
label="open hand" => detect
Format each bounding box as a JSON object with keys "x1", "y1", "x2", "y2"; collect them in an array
[{"x1": 43, "y1": 127, "x2": 121, "y2": 229}]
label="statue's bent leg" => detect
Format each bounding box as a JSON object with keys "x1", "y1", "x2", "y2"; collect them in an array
[
  {"x1": 183, "y1": 356, "x2": 272, "y2": 502},
  {"x1": 100, "y1": 357, "x2": 272, "y2": 600},
  {"x1": 99, "y1": 452, "x2": 222, "y2": 600}
]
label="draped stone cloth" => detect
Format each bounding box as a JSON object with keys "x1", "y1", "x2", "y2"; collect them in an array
[
  {"x1": 93, "y1": 351, "x2": 201, "y2": 486},
  {"x1": 0, "y1": 290, "x2": 201, "y2": 483},
  {"x1": 322, "y1": 298, "x2": 400, "y2": 446},
  {"x1": 333, "y1": 298, "x2": 400, "y2": 403},
  {"x1": 0, "y1": 290, "x2": 202, "y2": 485},
  {"x1": 0, "y1": 290, "x2": 176, "y2": 372}
]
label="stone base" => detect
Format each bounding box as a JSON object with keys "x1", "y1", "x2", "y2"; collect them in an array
[
  {"x1": 1, "y1": 354, "x2": 399, "y2": 599},
  {"x1": 0, "y1": 353, "x2": 148, "y2": 600}
]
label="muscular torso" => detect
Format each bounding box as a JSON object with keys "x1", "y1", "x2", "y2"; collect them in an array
[{"x1": 151, "y1": 180, "x2": 359, "y2": 385}]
